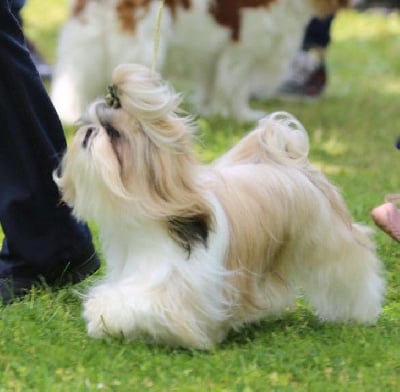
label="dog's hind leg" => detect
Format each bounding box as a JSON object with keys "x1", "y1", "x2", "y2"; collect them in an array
[{"x1": 298, "y1": 224, "x2": 385, "y2": 324}]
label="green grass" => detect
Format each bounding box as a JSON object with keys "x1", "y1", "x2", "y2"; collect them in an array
[{"x1": 1, "y1": 3, "x2": 400, "y2": 391}]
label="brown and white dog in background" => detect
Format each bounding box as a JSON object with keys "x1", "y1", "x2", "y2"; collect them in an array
[{"x1": 50, "y1": 0, "x2": 351, "y2": 123}]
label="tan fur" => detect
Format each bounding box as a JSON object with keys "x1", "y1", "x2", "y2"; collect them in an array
[
  {"x1": 54, "y1": 63, "x2": 384, "y2": 349},
  {"x1": 56, "y1": 64, "x2": 214, "y2": 226},
  {"x1": 199, "y1": 117, "x2": 355, "y2": 321},
  {"x1": 210, "y1": 0, "x2": 278, "y2": 40},
  {"x1": 71, "y1": 0, "x2": 351, "y2": 36},
  {"x1": 211, "y1": 157, "x2": 353, "y2": 322},
  {"x1": 111, "y1": 66, "x2": 213, "y2": 223},
  {"x1": 116, "y1": 0, "x2": 151, "y2": 32},
  {"x1": 71, "y1": 0, "x2": 90, "y2": 17}
]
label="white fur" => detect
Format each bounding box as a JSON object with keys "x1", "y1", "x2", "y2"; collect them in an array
[
  {"x1": 51, "y1": 0, "x2": 340, "y2": 123},
  {"x1": 54, "y1": 64, "x2": 385, "y2": 349},
  {"x1": 82, "y1": 195, "x2": 235, "y2": 348},
  {"x1": 51, "y1": 0, "x2": 171, "y2": 123}
]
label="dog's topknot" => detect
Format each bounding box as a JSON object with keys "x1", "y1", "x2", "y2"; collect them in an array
[
  {"x1": 111, "y1": 63, "x2": 182, "y2": 121},
  {"x1": 109, "y1": 63, "x2": 195, "y2": 151}
]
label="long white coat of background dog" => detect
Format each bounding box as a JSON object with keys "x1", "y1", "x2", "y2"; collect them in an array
[{"x1": 50, "y1": 0, "x2": 351, "y2": 123}]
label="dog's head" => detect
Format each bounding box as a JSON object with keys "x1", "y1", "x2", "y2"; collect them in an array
[{"x1": 54, "y1": 64, "x2": 213, "y2": 251}]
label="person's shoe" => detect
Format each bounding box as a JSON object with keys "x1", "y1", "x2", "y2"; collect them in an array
[
  {"x1": 371, "y1": 194, "x2": 400, "y2": 243},
  {"x1": 47, "y1": 248, "x2": 101, "y2": 287},
  {"x1": 0, "y1": 277, "x2": 39, "y2": 304},
  {"x1": 0, "y1": 247, "x2": 100, "y2": 305},
  {"x1": 277, "y1": 48, "x2": 327, "y2": 101}
]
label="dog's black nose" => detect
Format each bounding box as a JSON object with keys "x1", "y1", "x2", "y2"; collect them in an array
[{"x1": 82, "y1": 127, "x2": 95, "y2": 148}]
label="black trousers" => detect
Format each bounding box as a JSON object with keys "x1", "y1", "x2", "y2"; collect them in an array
[
  {"x1": 303, "y1": 15, "x2": 335, "y2": 51},
  {"x1": 0, "y1": 1, "x2": 93, "y2": 278}
]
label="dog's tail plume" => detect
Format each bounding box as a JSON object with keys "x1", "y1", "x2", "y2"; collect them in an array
[
  {"x1": 257, "y1": 111, "x2": 310, "y2": 166},
  {"x1": 215, "y1": 112, "x2": 310, "y2": 168}
]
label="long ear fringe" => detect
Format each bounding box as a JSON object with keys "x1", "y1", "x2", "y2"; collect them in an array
[{"x1": 106, "y1": 64, "x2": 214, "y2": 231}]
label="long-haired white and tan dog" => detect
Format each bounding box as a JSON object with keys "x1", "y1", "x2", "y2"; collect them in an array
[
  {"x1": 54, "y1": 63, "x2": 384, "y2": 349},
  {"x1": 51, "y1": 0, "x2": 351, "y2": 123}
]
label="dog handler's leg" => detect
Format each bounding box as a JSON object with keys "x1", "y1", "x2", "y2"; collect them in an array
[{"x1": 0, "y1": 1, "x2": 100, "y2": 304}]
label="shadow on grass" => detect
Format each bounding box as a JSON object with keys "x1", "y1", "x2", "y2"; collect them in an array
[{"x1": 220, "y1": 308, "x2": 324, "y2": 348}]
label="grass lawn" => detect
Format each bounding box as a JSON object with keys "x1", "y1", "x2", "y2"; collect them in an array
[{"x1": 1, "y1": 2, "x2": 400, "y2": 391}]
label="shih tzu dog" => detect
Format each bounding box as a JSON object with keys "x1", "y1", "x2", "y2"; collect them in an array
[
  {"x1": 50, "y1": 0, "x2": 351, "y2": 123},
  {"x1": 54, "y1": 63, "x2": 384, "y2": 349}
]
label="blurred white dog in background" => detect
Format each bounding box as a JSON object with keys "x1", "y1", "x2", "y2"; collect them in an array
[{"x1": 50, "y1": 0, "x2": 351, "y2": 123}]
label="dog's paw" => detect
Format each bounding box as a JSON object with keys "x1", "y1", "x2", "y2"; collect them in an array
[
  {"x1": 82, "y1": 286, "x2": 138, "y2": 339},
  {"x1": 83, "y1": 295, "x2": 109, "y2": 338},
  {"x1": 82, "y1": 289, "x2": 129, "y2": 339}
]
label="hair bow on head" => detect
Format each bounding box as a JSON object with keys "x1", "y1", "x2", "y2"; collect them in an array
[{"x1": 105, "y1": 84, "x2": 122, "y2": 109}]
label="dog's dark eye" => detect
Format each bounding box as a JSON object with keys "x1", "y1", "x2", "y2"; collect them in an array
[
  {"x1": 82, "y1": 126, "x2": 95, "y2": 148},
  {"x1": 104, "y1": 124, "x2": 120, "y2": 139}
]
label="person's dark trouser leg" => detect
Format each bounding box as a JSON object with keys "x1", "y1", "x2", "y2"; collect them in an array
[
  {"x1": 302, "y1": 15, "x2": 335, "y2": 51},
  {"x1": 0, "y1": 1, "x2": 97, "y2": 282}
]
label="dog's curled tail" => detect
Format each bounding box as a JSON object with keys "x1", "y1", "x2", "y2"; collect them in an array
[
  {"x1": 214, "y1": 112, "x2": 311, "y2": 169},
  {"x1": 257, "y1": 112, "x2": 310, "y2": 166}
]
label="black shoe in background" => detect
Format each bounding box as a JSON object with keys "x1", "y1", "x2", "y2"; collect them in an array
[
  {"x1": 277, "y1": 49, "x2": 327, "y2": 101},
  {"x1": 0, "y1": 247, "x2": 100, "y2": 305}
]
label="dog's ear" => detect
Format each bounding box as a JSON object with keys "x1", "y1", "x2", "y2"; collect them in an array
[
  {"x1": 136, "y1": 136, "x2": 215, "y2": 252},
  {"x1": 109, "y1": 63, "x2": 215, "y2": 251}
]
